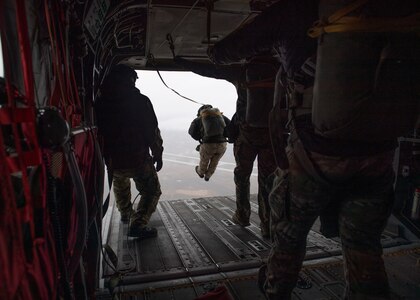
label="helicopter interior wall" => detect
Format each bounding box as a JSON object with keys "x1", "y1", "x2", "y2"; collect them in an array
[
  {"x1": 2, "y1": 0, "x2": 57, "y2": 107},
  {"x1": 2, "y1": 0, "x2": 25, "y2": 95}
]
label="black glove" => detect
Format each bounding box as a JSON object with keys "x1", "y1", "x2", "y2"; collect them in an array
[
  {"x1": 153, "y1": 156, "x2": 163, "y2": 172},
  {"x1": 207, "y1": 46, "x2": 215, "y2": 63}
]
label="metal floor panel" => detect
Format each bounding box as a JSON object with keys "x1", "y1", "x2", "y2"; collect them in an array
[{"x1": 100, "y1": 196, "x2": 419, "y2": 299}]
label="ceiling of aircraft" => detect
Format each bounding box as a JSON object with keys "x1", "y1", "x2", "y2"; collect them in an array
[{"x1": 83, "y1": 0, "x2": 280, "y2": 70}]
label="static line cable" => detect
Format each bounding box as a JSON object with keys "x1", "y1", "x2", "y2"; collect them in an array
[
  {"x1": 166, "y1": 33, "x2": 176, "y2": 58},
  {"x1": 154, "y1": 0, "x2": 201, "y2": 53},
  {"x1": 206, "y1": 0, "x2": 213, "y2": 45},
  {"x1": 149, "y1": 54, "x2": 205, "y2": 106}
]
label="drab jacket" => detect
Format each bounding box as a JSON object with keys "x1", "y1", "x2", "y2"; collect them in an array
[{"x1": 95, "y1": 86, "x2": 163, "y2": 170}]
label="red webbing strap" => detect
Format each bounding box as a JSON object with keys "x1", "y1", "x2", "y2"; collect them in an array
[
  {"x1": 0, "y1": 107, "x2": 35, "y2": 124},
  {"x1": 15, "y1": 0, "x2": 41, "y2": 227},
  {"x1": 0, "y1": 125, "x2": 25, "y2": 299},
  {"x1": 0, "y1": 3, "x2": 27, "y2": 298},
  {"x1": 44, "y1": 2, "x2": 65, "y2": 108},
  {"x1": 70, "y1": 63, "x2": 82, "y2": 127},
  {"x1": 16, "y1": 0, "x2": 34, "y2": 102},
  {"x1": 0, "y1": 106, "x2": 44, "y2": 189},
  {"x1": 194, "y1": 286, "x2": 234, "y2": 300},
  {"x1": 5, "y1": 151, "x2": 42, "y2": 174},
  {"x1": 43, "y1": 0, "x2": 81, "y2": 125},
  {"x1": 246, "y1": 78, "x2": 276, "y2": 88},
  {"x1": 9, "y1": 1, "x2": 53, "y2": 299}
]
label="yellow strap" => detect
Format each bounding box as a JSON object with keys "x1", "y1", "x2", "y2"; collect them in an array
[
  {"x1": 327, "y1": 0, "x2": 368, "y2": 24},
  {"x1": 309, "y1": 14, "x2": 420, "y2": 37},
  {"x1": 246, "y1": 78, "x2": 275, "y2": 88},
  {"x1": 308, "y1": 0, "x2": 420, "y2": 38}
]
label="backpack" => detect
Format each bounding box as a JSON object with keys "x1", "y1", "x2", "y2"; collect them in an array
[
  {"x1": 201, "y1": 108, "x2": 226, "y2": 138},
  {"x1": 311, "y1": 0, "x2": 420, "y2": 141}
]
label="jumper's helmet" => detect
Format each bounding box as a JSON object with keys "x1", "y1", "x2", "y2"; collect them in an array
[
  {"x1": 197, "y1": 104, "x2": 213, "y2": 117},
  {"x1": 106, "y1": 64, "x2": 138, "y2": 86}
]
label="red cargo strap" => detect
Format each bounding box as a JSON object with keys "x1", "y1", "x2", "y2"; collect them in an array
[
  {"x1": 6, "y1": 151, "x2": 42, "y2": 174},
  {"x1": 0, "y1": 107, "x2": 36, "y2": 124},
  {"x1": 194, "y1": 286, "x2": 234, "y2": 300}
]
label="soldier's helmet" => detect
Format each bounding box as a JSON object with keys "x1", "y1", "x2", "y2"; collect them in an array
[
  {"x1": 197, "y1": 104, "x2": 213, "y2": 117},
  {"x1": 106, "y1": 64, "x2": 138, "y2": 87}
]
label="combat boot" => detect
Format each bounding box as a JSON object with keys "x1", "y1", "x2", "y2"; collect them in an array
[
  {"x1": 128, "y1": 225, "x2": 158, "y2": 239},
  {"x1": 120, "y1": 208, "x2": 135, "y2": 224},
  {"x1": 232, "y1": 212, "x2": 250, "y2": 226},
  {"x1": 195, "y1": 166, "x2": 204, "y2": 178},
  {"x1": 260, "y1": 224, "x2": 270, "y2": 239}
]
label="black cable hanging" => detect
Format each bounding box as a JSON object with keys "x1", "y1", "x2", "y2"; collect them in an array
[
  {"x1": 148, "y1": 53, "x2": 205, "y2": 106},
  {"x1": 166, "y1": 33, "x2": 176, "y2": 59}
]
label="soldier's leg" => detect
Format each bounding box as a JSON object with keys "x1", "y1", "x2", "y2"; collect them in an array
[
  {"x1": 256, "y1": 146, "x2": 277, "y2": 237},
  {"x1": 112, "y1": 170, "x2": 134, "y2": 216},
  {"x1": 198, "y1": 143, "x2": 211, "y2": 176},
  {"x1": 130, "y1": 158, "x2": 162, "y2": 228},
  {"x1": 205, "y1": 142, "x2": 227, "y2": 179},
  {"x1": 233, "y1": 139, "x2": 257, "y2": 225},
  {"x1": 339, "y1": 153, "x2": 395, "y2": 299},
  {"x1": 264, "y1": 149, "x2": 333, "y2": 299}
]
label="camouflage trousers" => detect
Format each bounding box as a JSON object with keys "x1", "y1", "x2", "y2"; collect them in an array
[
  {"x1": 198, "y1": 142, "x2": 227, "y2": 179},
  {"x1": 112, "y1": 157, "x2": 162, "y2": 227},
  {"x1": 263, "y1": 145, "x2": 395, "y2": 299},
  {"x1": 233, "y1": 136, "x2": 276, "y2": 232}
]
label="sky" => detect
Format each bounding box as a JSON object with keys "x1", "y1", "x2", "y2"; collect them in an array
[
  {"x1": 135, "y1": 71, "x2": 248, "y2": 200},
  {"x1": 136, "y1": 70, "x2": 237, "y2": 131}
]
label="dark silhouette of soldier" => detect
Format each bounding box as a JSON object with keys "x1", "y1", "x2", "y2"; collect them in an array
[{"x1": 95, "y1": 64, "x2": 163, "y2": 239}]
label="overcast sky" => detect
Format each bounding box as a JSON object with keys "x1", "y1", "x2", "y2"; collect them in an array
[{"x1": 137, "y1": 70, "x2": 237, "y2": 131}]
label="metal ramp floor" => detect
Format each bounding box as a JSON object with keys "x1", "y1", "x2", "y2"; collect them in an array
[{"x1": 98, "y1": 196, "x2": 420, "y2": 299}]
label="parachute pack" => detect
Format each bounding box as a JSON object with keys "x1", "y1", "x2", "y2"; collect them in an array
[
  {"x1": 201, "y1": 108, "x2": 226, "y2": 138},
  {"x1": 311, "y1": 0, "x2": 420, "y2": 141}
]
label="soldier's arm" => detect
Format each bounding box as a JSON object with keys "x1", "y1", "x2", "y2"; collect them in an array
[
  {"x1": 141, "y1": 95, "x2": 163, "y2": 157},
  {"x1": 150, "y1": 127, "x2": 163, "y2": 158},
  {"x1": 188, "y1": 118, "x2": 202, "y2": 141},
  {"x1": 222, "y1": 115, "x2": 232, "y2": 139}
]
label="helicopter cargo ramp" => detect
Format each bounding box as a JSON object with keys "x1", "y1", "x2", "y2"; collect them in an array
[{"x1": 97, "y1": 195, "x2": 420, "y2": 300}]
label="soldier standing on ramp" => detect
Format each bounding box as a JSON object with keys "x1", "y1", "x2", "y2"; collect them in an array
[{"x1": 95, "y1": 64, "x2": 164, "y2": 239}]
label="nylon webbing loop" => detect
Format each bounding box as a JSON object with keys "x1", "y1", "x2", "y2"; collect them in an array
[
  {"x1": 0, "y1": 107, "x2": 36, "y2": 124},
  {"x1": 166, "y1": 34, "x2": 176, "y2": 58},
  {"x1": 246, "y1": 79, "x2": 275, "y2": 88},
  {"x1": 308, "y1": 0, "x2": 420, "y2": 38},
  {"x1": 0, "y1": 105, "x2": 42, "y2": 173}
]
